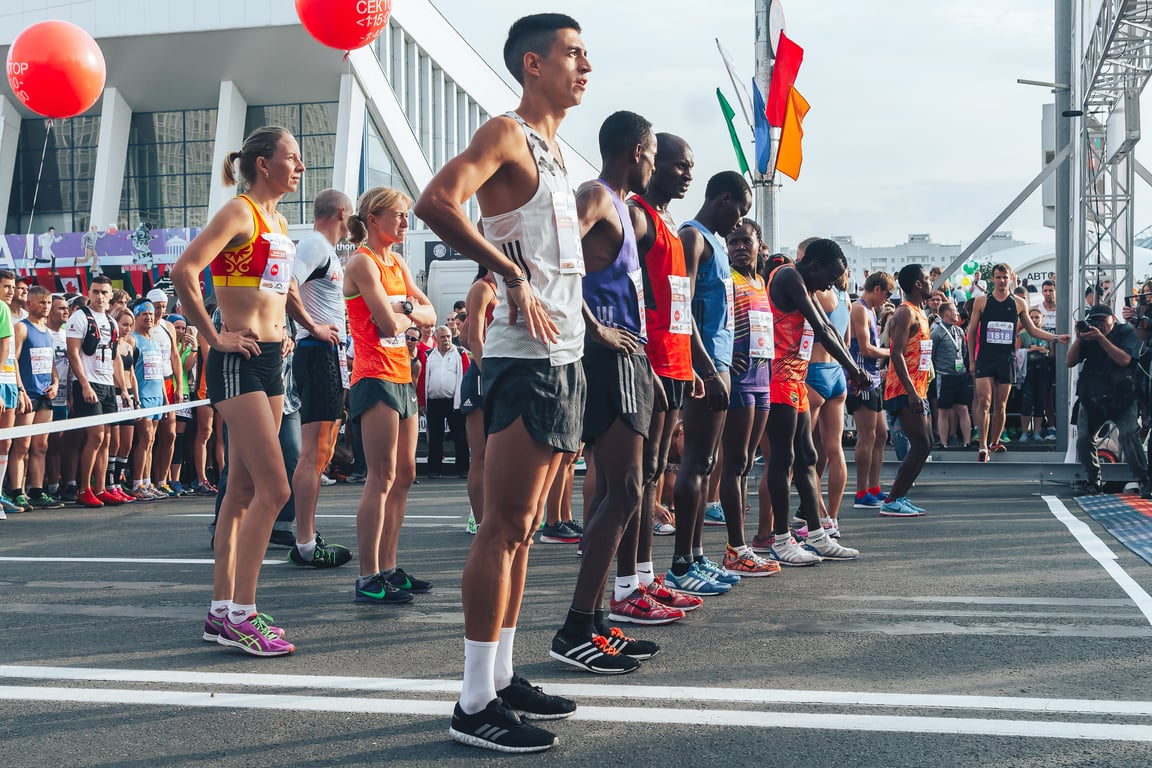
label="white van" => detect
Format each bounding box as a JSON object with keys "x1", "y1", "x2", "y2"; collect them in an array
[{"x1": 425, "y1": 259, "x2": 480, "y2": 329}]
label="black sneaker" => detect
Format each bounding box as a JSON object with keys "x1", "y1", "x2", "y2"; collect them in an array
[
  {"x1": 496, "y1": 674, "x2": 576, "y2": 721},
  {"x1": 28, "y1": 493, "x2": 64, "y2": 510},
  {"x1": 549, "y1": 631, "x2": 640, "y2": 674},
  {"x1": 354, "y1": 572, "x2": 414, "y2": 604},
  {"x1": 566, "y1": 520, "x2": 584, "y2": 535},
  {"x1": 539, "y1": 522, "x2": 581, "y2": 543},
  {"x1": 268, "y1": 528, "x2": 296, "y2": 548},
  {"x1": 597, "y1": 626, "x2": 660, "y2": 660},
  {"x1": 288, "y1": 535, "x2": 353, "y2": 568},
  {"x1": 60, "y1": 484, "x2": 77, "y2": 503},
  {"x1": 449, "y1": 698, "x2": 556, "y2": 753},
  {"x1": 385, "y1": 567, "x2": 432, "y2": 594}
]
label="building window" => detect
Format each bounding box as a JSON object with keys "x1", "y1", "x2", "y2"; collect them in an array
[
  {"x1": 119, "y1": 109, "x2": 217, "y2": 230},
  {"x1": 244, "y1": 102, "x2": 338, "y2": 225},
  {"x1": 362, "y1": 108, "x2": 415, "y2": 201},
  {"x1": 7, "y1": 115, "x2": 101, "y2": 234}
]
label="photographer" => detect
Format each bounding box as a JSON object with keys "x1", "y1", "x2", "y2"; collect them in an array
[{"x1": 1067, "y1": 304, "x2": 1148, "y2": 496}]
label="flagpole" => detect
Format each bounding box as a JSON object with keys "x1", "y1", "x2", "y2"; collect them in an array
[{"x1": 755, "y1": 0, "x2": 779, "y2": 254}]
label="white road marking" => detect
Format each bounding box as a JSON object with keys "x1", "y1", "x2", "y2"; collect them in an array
[
  {"x1": 4, "y1": 666, "x2": 1152, "y2": 717},
  {"x1": 829, "y1": 595, "x2": 1135, "y2": 607},
  {"x1": 0, "y1": 557, "x2": 283, "y2": 565},
  {"x1": 170, "y1": 514, "x2": 458, "y2": 519},
  {"x1": 1042, "y1": 495, "x2": 1152, "y2": 626},
  {"x1": 0, "y1": 685, "x2": 1149, "y2": 741}
]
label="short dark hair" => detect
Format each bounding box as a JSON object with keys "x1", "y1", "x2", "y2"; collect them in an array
[
  {"x1": 90, "y1": 274, "x2": 112, "y2": 287},
  {"x1": 704, "y1": 171, "x2": 750, "y2": 202},
  {"x1": 897, "y1": 263, "x2": 925, "y2": 294},
  {"x1": 728, "y1": 217, "x2": 763, "y2": 243},
  {"x1": 503, "y1": 14, "x2": 581, "y2": 85},
  {"x1": 598, "y1": 111, "x2": 653, "y2": 160},
  {"x1": 27, "y1": 285, "x2": 50, "y2": 299},
  {"x1": 1042, "y1": 279, "x2": 1056, "y2": 289},
  {"x1": 0, "y1": 270, "x2": 14, "y2": 283},
  {"x1": 802, "y1": 238, "x2": 848, "y2": 272}
]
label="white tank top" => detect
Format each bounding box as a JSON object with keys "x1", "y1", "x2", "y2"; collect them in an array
[{"x1": 481, "y1": 112, "x2": 585, "y2": 366}]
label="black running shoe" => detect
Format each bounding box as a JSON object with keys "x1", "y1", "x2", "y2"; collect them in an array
[
  {"x1": 496, "y1": 674, "x2": 577, "y2": 721},
  {"x1": 597, "y1": 626, "x2": 660, "y2": 660},
  {"x1": 448, "y1": 698, "x2": 557, "y2": 753},
  {"x1": 60, "y1": 484, "x2": 77, "y2": 503},
  {"x1": 549, "y1": 631, "x2": 640, "y2": 674},
  {"x1": 268, "y1": 528, "x2": 296, "y2": 548},
  {"x1": 385, "y1": 567, "x2": 432, "y2": 594},
  {"x1": 288, "y1": 535, "x2": 353, "y2": 568},
  {"x1": 354, "y1": 572, "x2": 414, "y2": 604}
]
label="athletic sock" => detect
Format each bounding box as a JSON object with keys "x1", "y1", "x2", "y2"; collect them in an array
[
  {"x1": 227, "y1": 603, "x2": 256, "y2": 624},
  {"x1": 807, "y1": 528, "x2": 828, "y2": 544},
  {"x1": 636, "y1": 562, "x2": 654, "y2": 589},
  {"x1": 613, "y1": 575, "x2": 638, "y2": 603},
  {"x1": 117, "y1": 458, "x2": 129, "y2": 485},
  {"x1": 209, "y1": 600, "x2": 230, "y2": 619},
  {"x1": 736, "y1": 544, "x2": 753, "y2": 557},
  {"x1": 691, "y1": 546, "x2": 704, "y2": 563},
  {"x1": 378, "y1": 567, "x2": 396, "y2": 581},
  {"x1": 133, "y1": 480, "x2": 143, "y2": 491},
  {"x1": 0, "y1": 458, "x2": 10, "y2": 493},
  {"x1": 593, "y1": 608, "x2": 608, "y2": 636},
  {"x1": 671, "y1": 554, "x2": 692, "y2": 577},
  {"x1": 28, "y1": 487, "x2": 41, "y2": 499},
  {"x1": 106, "y1": 466, "x2": 116, "y2": 489},
  {"x1": 296, "y1": 537, "x2": 317, "y2": 560},
  {"x1": 855, "y1": 490, "x2": 868, "y2": 500},
  {"x1": 560, "y1": 607, "x2": 595, "y2": 638},
  {"x1": 493, "y1": 627, "x2": 516, "y2": 691},
  {"x1": 47, "y1": 483, "x2": 59, "y2": 495},
  {"x1": 869, "y1": 486, "x2": 882, "y2": 497},
  {"x1": 460, "y1": 638, "x2": 499, "y2": 715}
]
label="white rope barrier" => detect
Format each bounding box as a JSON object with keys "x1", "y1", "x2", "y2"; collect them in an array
[{"x1": 0, "y1": 399, "x2": 210, "y2": 441}]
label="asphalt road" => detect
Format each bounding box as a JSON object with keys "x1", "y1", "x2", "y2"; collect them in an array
[{"x1": 2, "y1": 477, "x2": 1152, "y2": 767}]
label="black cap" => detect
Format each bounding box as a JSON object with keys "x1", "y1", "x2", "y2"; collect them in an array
[{"x1": 1086, "y1": 303, "x2": 1113, "y2": 318}]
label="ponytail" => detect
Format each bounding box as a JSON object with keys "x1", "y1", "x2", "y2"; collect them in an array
[
  {"x1": 347, "y1": 213, "x2": 368, "y2": 245},
  {"x1": 221, "y1": 151, "x2": 242, "y2": 187},
  {"x1": 220, "y1": 126, "x2": 291, "y2": 191}
]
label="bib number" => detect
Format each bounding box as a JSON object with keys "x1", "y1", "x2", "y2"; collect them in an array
[
  {"x1": 986, "y1": 320, "x2": 1014, "y2": 345},
  {"x1": 143, "y1": 351, "x2": 164, "y2": 381},
  {"x1": 668, "y1": 275, "x2": 692, "y2": 335},
  {"x1": 378, "y1": 295, "x2": 407, "y2": 348},
  {"x1": 749, "y1": 310, "x2": 774, "y2": 359},
  {"x1": 553, "y1": 189, "x2": 585, "y2": 276},
  {"x1": 628, "y1": 268, "x2": 647, "y2": 338},
  {"x1": 723, "y1": 276, "x2": 735, "y2": 331},
  {"x1": 259, "y1": 233, "x2": 296, "y2": 294},
  {"x1": 799, "y1": 321, "x2": 814, "y2": 361},
  {"x1": 30, "y1": 347, "x2": 52, "y2": 376},
  {"x1": 338, "y1": 341, "x2": 350, "y2": 389},
  {"x1": 919, "y1": 339, "x2": 933, "y2": 372},
  {"x1": 93, "y1": 349, "x2": 114, "y2": 378}
]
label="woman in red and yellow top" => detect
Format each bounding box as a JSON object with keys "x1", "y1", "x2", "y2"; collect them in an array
[
  {"x1": 343, "y1": 187, "x2": 437, "y2": 604},
  {"x1": 880, "y1": 264, "x2": 934, "y2": 517},
  {"x1": 172, "y1": 125, "x2": 304, "y2": 656}
]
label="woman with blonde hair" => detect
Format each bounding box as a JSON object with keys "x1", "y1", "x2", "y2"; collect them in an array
[
  {"x1": 172, "y1": 125, "x2": 303, "y2": 656},
  {"x1": 344, "y1": 186, "x2": 436, "y2": 604}
]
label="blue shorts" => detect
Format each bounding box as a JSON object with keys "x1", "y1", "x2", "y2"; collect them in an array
[
  {"x1": 139, "y1": 396, "x2": 165, "y2": 421},
  {"x1": 460, "y1": 364, "x2": 483, "y2": 415},
  {"x1": 0, "y1": 383, "x2": 17, "y2": 410},
  {"x1": 806, "y1": 362, "x2": 847, "y2": 400},
  {"x1": 728, "y1": 383, "x2": 770, "y2": 411},
  {"x1": 53, "y1": 404, "x2": 68, "y2": 421}
]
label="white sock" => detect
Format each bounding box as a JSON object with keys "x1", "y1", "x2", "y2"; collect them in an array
[
  {"x1": 209, "y1": 600, "x2": 230, "y2": 618},
  {"x1": 296, "y1": 536, "x2": 317, "y2": 559},
  {"x1": 614, "y1": 575, "x2": 638, "y2": 603},
  {"x1": 691, "y1": 546, "x2": 703, "y2": 559},
  {"x1": 807, "y1": 528, "x2": 827, "y2": 543},
  {"x1": 636, "y1": 562, "x2": 654, "y2": 589},
  {"x1": 0, "y1": 458, "x2": 9, "y2": 491},
  {"x1": 494, "y1": 627, "x2": 516, "y2": 691},
  {"x1": 228, "y1": 603, "x2": 256, "y2": 624},
  {"x1": 736, "y1": 544, "x2": 753, "y2": 557},
  {"x1": 460, "y1": 638, "x2": 499, "y2": 715}
]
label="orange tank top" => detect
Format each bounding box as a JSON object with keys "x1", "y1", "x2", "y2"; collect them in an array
[
  {"x1": 209, "y1": 195, "x2": 291, "y2": 287},
  {"x1": 767, "y1": 266, "x2": 815, "y2": 384},
  {"x1": 884, "y1": 302, "x2": 931, "y2": 400},
  {"x1": 345, "y1": 245, "x2": 412, "y2": 385}
]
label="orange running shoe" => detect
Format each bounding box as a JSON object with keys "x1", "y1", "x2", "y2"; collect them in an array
[
  {"x1": 645, "y1": 575, "x2": 703, "y2": 612},
  {"x1": 722, "y1": 546, "x2": 782, "y2": 577}
]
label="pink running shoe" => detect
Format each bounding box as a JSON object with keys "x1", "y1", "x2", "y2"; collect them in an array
[{"x1": 216, "y1": 613, "x2": 295, "y2": 656}]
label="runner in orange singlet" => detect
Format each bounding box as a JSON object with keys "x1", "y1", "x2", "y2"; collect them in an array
[{"x1": 879, "y1": 264, "x2": 935, "y2": 517}]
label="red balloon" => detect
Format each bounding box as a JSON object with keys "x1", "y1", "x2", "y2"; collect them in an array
[
  {"x1": 6, "y1": 21, "x2": 106, "y2": 119},
  {"x1": 296, "y1": 0, "x2": 392, "y2": 51}
]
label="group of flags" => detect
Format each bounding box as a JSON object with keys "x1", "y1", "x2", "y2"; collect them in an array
[{"x1": 718, "y1": 31, "x2": 808, "y2": 181}]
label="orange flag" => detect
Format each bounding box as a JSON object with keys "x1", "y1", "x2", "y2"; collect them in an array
[{"x1": 775, "y1": 86, "x2": 810, "y2": 181}]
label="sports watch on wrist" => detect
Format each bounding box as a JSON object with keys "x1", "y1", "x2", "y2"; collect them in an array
[{"x1": 401, "y1": 300, "x2": 414, "y2": 316}]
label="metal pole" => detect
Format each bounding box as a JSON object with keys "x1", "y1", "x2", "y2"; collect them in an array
[
  {"x1": 754, "y1": 0, "x2": 778, "y2": 253},
  {"x1": 1054, "y1": 0, "x2": 1072, "y2": 451}
]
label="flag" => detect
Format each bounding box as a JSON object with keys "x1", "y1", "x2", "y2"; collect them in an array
[
  {"x1": 34, "y1": 269, "x2": 55, "y2": 291},
  {"x1": 126, "y1": 266, "x2": 145, "y2": 297},
  {"x1": 752, "y1": 78, "x2": 771, "y2": 174},
  {"x1": 716, "y1": 88, "x2": 750, "y2": 175},
  {"x1": 775, "y1": 86, "x2": 810, "y2": 181},
  {"x1": 766, "y1": 32, "x2": 803, "y2": 127}
]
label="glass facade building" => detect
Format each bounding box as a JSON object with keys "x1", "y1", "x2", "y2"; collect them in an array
[
  {"x1": 244, "y1": 102, "x2": 338, "y2": 226},
  {"x1": 6, "y1": 116, "x2": 101, "y2": 234},
  {"x1": 119, "y1": 108, "x2": 216, "y2": 230}
]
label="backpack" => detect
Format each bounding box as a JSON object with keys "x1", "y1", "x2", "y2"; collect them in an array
[{"x1": 77, "y1": 305, "x2": 117, "y2": 356}]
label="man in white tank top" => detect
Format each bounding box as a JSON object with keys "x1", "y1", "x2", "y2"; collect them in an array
[{"x1": 415, "y1": 12, "x2": 589, "y2": 754}]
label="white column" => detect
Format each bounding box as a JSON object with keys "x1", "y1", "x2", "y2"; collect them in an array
[
  {"x1": 207, "y1": 81, "x2": 248, "y2": 218},
  {"x1": 332, "y1": 73, "x2": 366, "y2": 199},
  {"x1": 443, "y1": 79, "x2": 457, "y2": 163},
  {"x1": 0, "y1": 97, "x2": 22, "y2": 230},
  {"x1": 89, "y1": 87, "x2": 132, "y2": 231},
  {"x1": 430, "y1": 66, "x2": 444, "y2": 170}
]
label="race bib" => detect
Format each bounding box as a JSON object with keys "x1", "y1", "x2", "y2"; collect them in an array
[
  {"x1": 93, "y1": 349, "x2": 114, "y2": 377},
  {"x1": 29, "y1": 347, "x2": 52, "y2": 376},
  {"x1": 799, "y1": 321, "x2": 814, "y2": 361},
  {"x1": 723, "y1": 276, "x2": 735, "y2": 331},
  {"x1": 748, "y1": 309, "x2": 774, "y2": 359},
  {"x1": 986, "y1": 320, "x2": 1014, "y2": 345},
  {"x1": 259, "y1": 233, "x2": 296, "y2": 294},
  {"x1": 338, "y1": 341, "x2": 350, "y2": 389},
  {"x1": 143, "y1": 351, "x2": 164, "y2": 381},
  {"x1": 668, "y1": 275, "x2": 692, "y2": 335},
  {"x1": 378, "y1": 295, "x2": 407, "y2": 348},
  {"x1": 175, "y1": 405, "x2": 193, "y2": 419},
  {"x1": 918, "y1": 339, "x2": 933, "y2": 372},
  {"x1": 553, "y1": 188, "x2": 585, "y2": 276},
  {"x1": 628, "y1": 268, "x2": 647, "y2": 338}
]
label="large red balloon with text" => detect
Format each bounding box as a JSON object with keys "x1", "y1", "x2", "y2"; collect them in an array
[
  {"x1": 296, "y1": 0, "x2": 392, "y2": 51},
  {"x1": 6, "y1": 21, "x2": 106, "y2": 119}
]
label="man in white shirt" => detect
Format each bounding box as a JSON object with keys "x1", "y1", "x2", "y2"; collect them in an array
[
  {"x1": 424, "y1": 325, "x2": 469, "y2": 479},
  {"x1": 66, "y1": 275, "x2": 131, "y2": 507}
]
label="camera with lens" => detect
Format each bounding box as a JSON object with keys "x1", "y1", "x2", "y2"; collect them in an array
[{"x1": 1075, "y1": 319, "x2": 1090, "y2": 334}]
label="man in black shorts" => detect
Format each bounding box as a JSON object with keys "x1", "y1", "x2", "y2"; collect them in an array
[
  {"x1": 286, "y1": 189, "x2": 353, "y2": 569},
  {"x1": 931, "y1": 300, "x2": 972, "y2": 446}
]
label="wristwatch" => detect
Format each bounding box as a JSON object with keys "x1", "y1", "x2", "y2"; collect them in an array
[{"x1": 401, "y1": 300, "x2": 414, "y2": 316}]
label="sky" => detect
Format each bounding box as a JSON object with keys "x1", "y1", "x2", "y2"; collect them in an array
[{"x1": 428, "y1": 0, "x2": 1134, "y2": 250}]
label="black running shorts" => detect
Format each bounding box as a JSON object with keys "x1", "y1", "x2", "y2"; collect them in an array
[
  {"x1": 973, "y1": 354, "x2": 1016, "y2": 385},
  {"x1": 658, "y1": 375, "x2": 688, "y2": 412},
  {"x1": 483, "y1": 357, "x2": 586, "y2": 453},
  {"x1": 460, "y1": 363, "x2": 483, "y2": 415},
  {"x1": 206, "y1": 342, "x2": 285, "y2": 405},
  {"x1": 581, "y1": 343, "x2": 654, "y2": 443},
  {"x1": 293, "y1": 341, "x2": 345, "y2": 424}
]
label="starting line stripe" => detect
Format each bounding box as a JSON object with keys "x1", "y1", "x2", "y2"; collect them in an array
[
  {"x1": 3, "y1": 666, "x2": 1152, "y2": 717},
  {"x1": 1042, "y1": 495, "x2": 1152, "y2": 626},
  {"x1": 0, "y1": 685, "x2": 1149, "y2": 742},
  {"x1": 0, "y1": 399, "x2": 210, "y2": 441},
  {"x1": 0, "y1": 557, "x2": 283, "y2": 565}
]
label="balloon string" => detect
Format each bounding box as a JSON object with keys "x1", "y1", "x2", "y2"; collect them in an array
[{"x1": 25, "y1": 118, "x2": 54, "y2": 273}]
